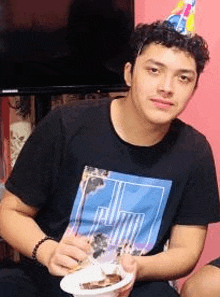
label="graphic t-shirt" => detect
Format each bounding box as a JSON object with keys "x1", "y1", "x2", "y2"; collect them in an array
[{"x1": 5, "y1": 98, "x2": 220, "y2": 257}]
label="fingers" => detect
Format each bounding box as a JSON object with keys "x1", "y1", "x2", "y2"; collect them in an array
[
  {"x1": 117, "y1": 279, "x2": 134, "y2": 297},
  {"x1": 117, "y1": 286, "x2": 132, "y2": 297},
  {"x1": 59, "y1": 237, "x2": 90, "y2": 261},
  {"x1": 50, "y1": 252, "x2": 78, "y2": 269},
  {"x1": 119, "y1": 254, "x2": 137, "y2": 274},
  {"x1": 47, "y1": 234, "x2": 92, "y2": 276},
  {"x1": 117, "y1": 254, "x2": 137, "y2": 297},
  {"x1": 48, "y1": 262, "x2": 74, "y2": 276},
  {"x1": 62, "y1": 234, "x2": 91, "y2": 254}
]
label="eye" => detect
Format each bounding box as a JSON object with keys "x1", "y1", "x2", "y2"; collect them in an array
[
  {"x1": 179, "y1": 75, "x2": 192, "y2": 83},
  {"x1": 147, "y1": 67, "x2": 159, "y2": 74}
]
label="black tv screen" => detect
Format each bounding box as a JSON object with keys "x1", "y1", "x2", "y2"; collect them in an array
[{"x1": 0, "y1": 0, "x2": 134, "y2": 95}]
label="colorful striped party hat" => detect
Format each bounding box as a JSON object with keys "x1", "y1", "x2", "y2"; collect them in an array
[{"x1": 166, "y1": 0, "x2": 197, "y2": 36}]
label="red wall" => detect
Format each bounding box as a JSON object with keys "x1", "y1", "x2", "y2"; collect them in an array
[
  {"x1": 135, "y1": 0, "x2": 220, "y2": 287},
  {"x1": 1, "y1": 98, "x2": 11, "y2": 181}
]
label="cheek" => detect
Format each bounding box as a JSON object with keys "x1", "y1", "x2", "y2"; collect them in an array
[
  {"x1": 178, "y1": 86, "x2": 194, "y2": 103},
  {"x1": 135, "y1": 76, "x2": 154, "y2": 94}
]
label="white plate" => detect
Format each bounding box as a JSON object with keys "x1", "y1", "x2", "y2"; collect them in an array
[{"x1": 60, "y1": 263, "x2": 133, "y2": 297}]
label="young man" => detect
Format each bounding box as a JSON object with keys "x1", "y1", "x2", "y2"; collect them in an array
[{"x1": 0, "y1": 21, "x2": 219, "y2": 297}]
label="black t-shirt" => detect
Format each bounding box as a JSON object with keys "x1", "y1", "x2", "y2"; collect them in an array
[{"x1": 5, "y1": 98, "x2": 220, "y2": 256}]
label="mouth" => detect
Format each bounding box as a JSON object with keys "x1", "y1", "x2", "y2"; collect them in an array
[{"x1": 151, "y1": 98, "x2": 174, "y2": 111}]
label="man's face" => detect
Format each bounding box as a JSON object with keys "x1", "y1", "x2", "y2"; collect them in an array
[{"x1": 124, "y1": 43, "x2": 197, "y2": 126}]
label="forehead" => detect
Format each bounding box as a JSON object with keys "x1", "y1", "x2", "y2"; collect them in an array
[{"x1": 137, "y1": 43, "x2": 197, "y2": 72}]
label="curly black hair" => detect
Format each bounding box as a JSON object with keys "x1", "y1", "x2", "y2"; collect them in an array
[{"x1": 129, "y1": 21, "x2": 209, "y2": 79}]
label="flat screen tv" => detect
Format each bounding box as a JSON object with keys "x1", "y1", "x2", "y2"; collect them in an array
[{"x1": 0, "y1": 0, "x2": 134, "y2": 96}]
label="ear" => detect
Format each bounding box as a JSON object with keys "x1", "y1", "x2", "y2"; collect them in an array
[{"x1": 124, "y1": 62, "x2": 132, "y2": 87}]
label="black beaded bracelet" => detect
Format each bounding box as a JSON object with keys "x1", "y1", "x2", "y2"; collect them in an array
[{"x1": 32, "y1": 236, "x2": 55, "y2": 263}]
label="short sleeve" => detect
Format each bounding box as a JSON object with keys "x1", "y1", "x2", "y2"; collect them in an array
[
  {"x1": 173, "y1": 140, "x2": 220, "y2": 225},
  {"x1": 5, "y1": 107, "x2": 65, "y2": 208}
]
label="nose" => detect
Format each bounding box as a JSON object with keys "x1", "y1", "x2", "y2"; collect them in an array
[{"x1": 157, "y1": 74, "x2": 174, "y2": 98}]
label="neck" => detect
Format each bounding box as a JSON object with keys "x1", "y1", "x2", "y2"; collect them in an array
[{"x1": 111, "y1": 97, "x2": 171, "y2": 146}]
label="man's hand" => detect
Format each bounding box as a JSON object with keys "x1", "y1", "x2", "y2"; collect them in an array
[
  {"x1": 117, "y1": 254, "x2": 137, "y2": 297},
  {"x1": 39, "y1": 233, "x2": 91, "y2": 276}
]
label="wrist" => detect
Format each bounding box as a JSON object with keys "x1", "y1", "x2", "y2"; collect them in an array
[
  {"x1": 134, "y1": 255, "x2": 147, "y2": 281},
  {"x1": 32, "y1": 236, "x2": 58, "y2": 267}
]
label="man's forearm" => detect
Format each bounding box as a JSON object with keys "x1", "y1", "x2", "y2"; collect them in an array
[
  {"x1": 0, "y1": 200, "x2": 58, "y2": 267},
  {"x1": 135, "y1": 247, "x2": 200, "y2": 281}
]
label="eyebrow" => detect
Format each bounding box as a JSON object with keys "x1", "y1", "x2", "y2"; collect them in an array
[{"x1": 146, "y1": 59, "x2": 197, "y2": 76}]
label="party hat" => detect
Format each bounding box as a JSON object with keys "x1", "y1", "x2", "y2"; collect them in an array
[{"x1": 166, "y1": 0, "x2": 197, "y2": 36}]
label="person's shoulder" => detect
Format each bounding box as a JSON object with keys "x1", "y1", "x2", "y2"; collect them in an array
[
  {"x1": 55, "y1": 97, "x2": 111, "y2": 119},
  {"x1": 47, "y1": 97, "x2": 112, "y2": 135},
  {"x1": 173, "y1": 118, "x2": 211, "y2": 153},
  {"x1": 174, "y1": 118, "x2": 206, "y2": 138},
  {"x1": 34, "y1": 98, "x2": 110, "y2": 132},
  {"x1": 60, "y1": 97, "x2": 111, "y2": 110}
]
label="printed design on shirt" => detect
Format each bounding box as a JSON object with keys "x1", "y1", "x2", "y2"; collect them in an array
[{"x1": 67, "y1": 166, "x2": 172, "y2": 258}]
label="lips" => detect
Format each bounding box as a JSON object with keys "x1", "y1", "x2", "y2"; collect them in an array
[{"x1": 151, "y1": 98, "x2": 174, "y2": 111}]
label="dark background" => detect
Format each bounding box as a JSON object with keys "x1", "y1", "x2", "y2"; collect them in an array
[{"x1": 0, "y1": 0, "x2": 134, "y2": 95}]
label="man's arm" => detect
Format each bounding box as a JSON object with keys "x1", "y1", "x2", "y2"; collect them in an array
[
  {"x1": 0, "y1": 189, "x2": 91, "y2": 276},
  {"x1": 118, "y1": 224, "x2": 207, "y2": 297},
  {"x1": 134, "y1": 224, "x2": 207, "y2": 281}
]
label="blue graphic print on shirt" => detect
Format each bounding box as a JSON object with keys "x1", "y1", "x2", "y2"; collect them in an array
[{"x1": 68, "y1": 166, "x2": 172, "y2": 256}]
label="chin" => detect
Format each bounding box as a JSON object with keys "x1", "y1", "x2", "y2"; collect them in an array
[
  {"x1": 145, "y1": 109, "x2": 176, "y2": 125},
  {"x1": 148, "y1": 117, "x2": 174, "y2": 126}
]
